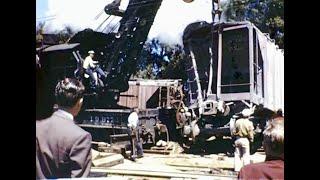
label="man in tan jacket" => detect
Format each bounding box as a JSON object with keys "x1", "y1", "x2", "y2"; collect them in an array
[
  {"x1": 232, "y1": 108, "x2": 255, "y2": 172},
  {"x1": 36, "y1": 78, "x2": 92, "y2": 179}
]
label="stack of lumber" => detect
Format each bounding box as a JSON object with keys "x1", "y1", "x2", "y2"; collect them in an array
[
  {"x1": 164, "y1": 154, "x2": 234, "y2": 170},
  {"x1": 91, "y1": 149, "x2": 124, "y2": 167},
  {"x1": 145, "y1": 141, "x2": 184, "y2": 155}
]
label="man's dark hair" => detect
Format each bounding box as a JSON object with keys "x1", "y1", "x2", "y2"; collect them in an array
[{"x1": 55, "y1": 78, "x2": 85, "y2": 108}]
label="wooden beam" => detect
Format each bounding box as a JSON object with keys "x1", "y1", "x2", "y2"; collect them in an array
[
  {"x1": 92, "y1": 154, "x2": 124, "y2": 167},
  {"x1": 91, "y1": 168, "x2": 235, "y2": 179},
  {"x1": 165, "y1": 157, "x2": 234, "y2": 170},
  {"x1": 143, "y1": 149, "x2": 170, "y2": 155}
]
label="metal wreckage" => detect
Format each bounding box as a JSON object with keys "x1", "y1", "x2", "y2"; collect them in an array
[{"x1": 36, "y1": 0, "x2": 284, "y2": 152}]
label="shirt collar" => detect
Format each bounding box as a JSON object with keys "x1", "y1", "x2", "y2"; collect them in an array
[
  {"x1": 265, "y1": 155, "x2": 284, "y2": 161},
  {"x1": 56, "y1": 109, "x2": 74, "y2": 120}
]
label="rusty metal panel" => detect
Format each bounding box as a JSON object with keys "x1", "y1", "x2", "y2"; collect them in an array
[
  {"x1": 118, "y1": 84, "x2": 159, "y2": 109},
  {"x1": 118, "y1": 85, "x2": 139, "y2": 108},
  {"x1": 118, "y1": 79, "x2": 181, "y2": 109},
  {"x1": 138, "y1": 86, "x2": 158, "y2": 109}
]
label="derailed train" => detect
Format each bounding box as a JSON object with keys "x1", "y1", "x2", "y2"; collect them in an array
[
  {"x1": 36, "y1": 0, "x2": 284, "y2": 151},
  {"x1": 175, "y1": 21, "x2": 284, "y2": 148}
]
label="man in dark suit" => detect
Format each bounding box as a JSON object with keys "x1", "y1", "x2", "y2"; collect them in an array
[{"x1": 36, "y1": 78, "x2": 92, "y2": 179}]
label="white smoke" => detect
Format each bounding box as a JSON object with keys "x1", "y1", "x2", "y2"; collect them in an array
[
  {"x1": 39, "y1": 0, "x2": 230, "y2": 45},
  {"x1": 148, "y1": 0, "x2": 230, "y2": 46},
  {"x1": 147, "y1": 0, "x2": 213, "y2": 46},
  {"x1": 43, "y1": 0, "x2": 116, "y2": 33}
]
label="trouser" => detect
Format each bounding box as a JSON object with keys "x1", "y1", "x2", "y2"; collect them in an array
[
  {"x1": 84, "y1": 68, "x2": 97, "y2": 84},
  {"x1": 85, "y1": 67, "x2": 106, "y2": 85},
  {"x1": 127, "y1": 128, "x2": 144, "y2": 157},
  {"x1": 94, "y1": 66, "x2": 106, "y2": 79},
  {"x1": 234, "y1": 137, "x2": 250, "y2": 172}
]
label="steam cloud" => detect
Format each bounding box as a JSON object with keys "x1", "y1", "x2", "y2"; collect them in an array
[{"x1": 39, "y1": 0, "x2": 229, "y2": 46}]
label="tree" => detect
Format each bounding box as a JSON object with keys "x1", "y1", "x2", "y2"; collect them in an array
[
  {"x1": 36, "y1": 23, "x2": 76, "y2": 45},
  {"x1": 162, "y1": 45, "x2": 187, "y2": 80},
  {"x1": 55, "y1": 26, "x2": 76, "y2": 44},
  {"x1": 133, "y1": 39, "x2": 187, "y2": 80},
  {"x1": 36, "y1": 22, "x2": 46, "y2": 45},
  {"x1": 225, "y1": 0, "x2": 284, "y2": 48}
]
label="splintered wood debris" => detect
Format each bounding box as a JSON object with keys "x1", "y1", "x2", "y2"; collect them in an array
[{"x1": 89, "y1": 142, "x2": 265, "y2": 179}]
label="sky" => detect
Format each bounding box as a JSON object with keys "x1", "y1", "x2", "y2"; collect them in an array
[{"x1": 36, "y1": 0, "x2": 228, "y2": 46}]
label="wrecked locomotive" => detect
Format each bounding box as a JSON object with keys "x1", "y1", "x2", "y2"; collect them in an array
[{"x1": 174, "y1": 21, "x2": 284, "y2": 151}]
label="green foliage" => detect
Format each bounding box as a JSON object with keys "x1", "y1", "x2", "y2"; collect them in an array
[
  {"x1": 225, "y1": 0, "x2": 284, "y2": 48},
  {"x1": 36, "y1": 22, "x2": 75, "y2": 44},
  {"x1": 55, "y1": 26, "x2": 76, "y2": 44},
  {"x1": 36, "y1": 22, "x2": 45, "y2": 44},
  {"x1": 133, "y1": 39, "x2": 187, "y2": 80}
]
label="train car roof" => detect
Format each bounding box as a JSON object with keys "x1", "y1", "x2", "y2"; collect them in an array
[
  {"x1": 36, "y1": 45, "x2": 50, "y2": 52},
  {"x1": 42, "y1": 43, "x2": 80, "y2": 52}
]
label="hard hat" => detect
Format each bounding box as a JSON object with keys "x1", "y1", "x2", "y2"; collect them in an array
[{"x1": 88, "y1": 50, "x2": 95, "y2": 54}]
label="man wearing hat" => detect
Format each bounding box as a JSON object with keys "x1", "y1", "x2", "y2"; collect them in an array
[
  {"x1": 126, "y1": 108, "x2": 144, "y2": 161},
  {"x1": 83, "y1": 50, "x2": 106, "y2": 86},
  {"x1": 232, "y1": 108, "x2": 255, "y2": 172}
]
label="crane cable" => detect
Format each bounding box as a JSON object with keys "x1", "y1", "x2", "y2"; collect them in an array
[
  {"x1": 94, "y1": 9, "x2": 105, "y2": 20},
  {"x1": 95, "y1": 15, "x2": 113, "y2": 31}
]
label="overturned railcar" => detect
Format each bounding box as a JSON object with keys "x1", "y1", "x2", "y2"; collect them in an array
[{"x1": 182, "y1": 21, "x2": 284, "y2": 139}]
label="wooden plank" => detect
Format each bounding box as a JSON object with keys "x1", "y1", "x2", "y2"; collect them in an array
[
  {"x1": 97, "y1": 146, "x2": 113, "y2": 153},
  {"x1": 151, "y1": 146, "x2": 167, "y2": 150},
  {"x1": 172, "y1": 166, "x2": 236, "y2": 177},
  {"x1": 92, "y1": 154, "x2": 124, "y2": 167},
  {"x1": 150, "y1": 146, "x2": 173, "y2": 151},
  {"x1": 92, "y1": 149, "x2": 119, "y2": 160},
  {"x1": 92, "y1": 149, "x2": 100, "y2": 160},
  {"x1": 165, "y1": 157, "x2": 234, "y2": 170},
  {"x1": 91, "y1": 168, "x2": 236, "y2": 179},
  {"x1": 98, "y1": 146, "x2": 124, "y2": 154},
  {"x1": 91, "y1": 141, "x2": 109, "y2": 147},
  {"x1": 143, "y1": 149, "x2": 170, "y2": 155}
]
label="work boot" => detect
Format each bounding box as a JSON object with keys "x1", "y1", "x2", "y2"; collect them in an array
[
  {"x1": 137, "y1": 154, "x2": 143, "y2": 159},
  {"x1": 129, "y1": 155, "x2": 136, "y2": 162}
]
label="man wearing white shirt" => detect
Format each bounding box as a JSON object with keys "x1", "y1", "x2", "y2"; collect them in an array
[
  {"x1": 126, "y1": 108, "x2": 144, "y2": 160},
  {"x1": 83, "y1": 50, "x2": 106, "y2": 86}
]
